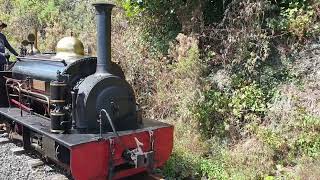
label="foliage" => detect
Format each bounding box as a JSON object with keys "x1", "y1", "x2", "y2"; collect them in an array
[
  {"x1": 162, "y1": 151, "x2": 199, "y2": 179},
  {"x1": 196, "y1": 80, "x2": 269, "y2": 139},
  {"x1": 199, "y1": 158, "x2": 228, "y2": 180},
  {"x1": 231, "y1": 83, "x2": 266, "y2": 118},
  {"x1": 1, "y1": 0, "x2": 320, "y2": 179},
  {"x1": 267, "y1": 0, "x2": 320, "y2": 40},
  {"x1": 116, "y1": 0, "x2": 184, "y2": 53},
  {"x1": 294, "y1": 132, "x2": 320, "y2": 158},
  {"x1": 254, "y1": 126, "x2": 285, "y2": 150},
  {"x1": 118, "y1": 0, "x2": 143, "y2": 18},
  {"x1": 196, "y1": 90, "x2": 229, "y2": 138},
  {"x1": 190, "y1": 0, "x2": 320, "y2": 178},
  {"x1": 116, "y1": 0, "x2": 229, "y2": 53},
  {"x1": 163, "y1": 146, "x2": 228, "y2": 179}
]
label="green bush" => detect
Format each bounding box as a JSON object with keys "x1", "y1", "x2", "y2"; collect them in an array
[
  {"x1": 255, "y1": 127, "x2": 285, "y2": 150},
  {"x1": 163, "y1": 149, "x2": 228, "y2": 179},
  {"x1": 294, "y1": 132, "x2": 320, "y2": 158},
  {"x1": 199, "y1": 158, "x2": 228, "y2": 180},
  {"x1": 196, "y1": 90, "x2": 230, "y2": 138},
  {"x1": 116, "y1": 0, "x2": 183, "y2": 53},
  {"x1": 267, "y1": 0, "x2": 319, "y2": 40},
  {"x1": 196, "y1": 82, "x2": 268, "y2": 139},
  {"x1": 231, "y1": 83, "x2": 266, "y2": 118},
  {"x1": 163, "y1": 151, "x2": 199, "y2": 179}
]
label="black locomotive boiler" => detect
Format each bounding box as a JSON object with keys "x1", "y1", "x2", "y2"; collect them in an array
[{"x1": 0, "y1": 3, "x2": 173, "y2": 180}]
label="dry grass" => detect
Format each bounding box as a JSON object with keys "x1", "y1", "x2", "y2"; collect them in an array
[
  {"x1": 295, "y1": 157, "x2": 320, "y2": 180},
  {"x1": 227, "y1": 137, "x2": 275, "y2": 179}
]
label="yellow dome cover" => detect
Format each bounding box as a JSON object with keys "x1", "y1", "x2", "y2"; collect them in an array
[{"x1": 55, "y1": 36, "x2": 84, "y2": 59}]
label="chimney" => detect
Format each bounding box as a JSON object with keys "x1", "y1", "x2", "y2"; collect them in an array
[{"x1": 93, "y1": 3, "x2": 115, "y2": 74}]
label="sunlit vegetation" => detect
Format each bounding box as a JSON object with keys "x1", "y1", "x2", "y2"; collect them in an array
[{"x1": 1, "y1": 0, "x2": 320, "y2": 179}]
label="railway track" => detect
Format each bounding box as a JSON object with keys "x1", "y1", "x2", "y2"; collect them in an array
[{"x1": 0, "y1": 138, "x2": 69, "y2": 179}]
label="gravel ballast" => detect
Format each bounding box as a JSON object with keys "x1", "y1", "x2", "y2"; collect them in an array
[{"x1": 0, "y1": 141, "x2": 69, "y2": 180}]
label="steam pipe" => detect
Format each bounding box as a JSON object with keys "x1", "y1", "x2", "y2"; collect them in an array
[
  {"x1": 5, "y1": 77, "x2": 51, "y2": 114},
  {"x1": 93, "y1": 3, "x2": 115, "y2": 74}
]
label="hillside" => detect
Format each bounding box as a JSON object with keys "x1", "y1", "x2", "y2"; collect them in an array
[{"x1": 0, "y1": 0, "x2": 319, "y2": 179}]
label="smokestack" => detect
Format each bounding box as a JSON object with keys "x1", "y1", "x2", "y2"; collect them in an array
[{"x1": 93, "y1": 3, "x2": 115, "y2": 73}]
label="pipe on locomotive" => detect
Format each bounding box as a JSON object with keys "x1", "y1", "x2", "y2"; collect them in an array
[{"x1": 93, "y1": 3, "x2": 115, "y2": 74}]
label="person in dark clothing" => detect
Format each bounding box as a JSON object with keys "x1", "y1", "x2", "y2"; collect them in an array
[{"x1": 0, "y1": 21, "x2": 19, "y2": 71}]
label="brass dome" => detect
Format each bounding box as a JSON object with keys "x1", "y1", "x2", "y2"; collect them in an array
[{"x1": 55, "y1": 36, "x2": 84, "y2": 59}]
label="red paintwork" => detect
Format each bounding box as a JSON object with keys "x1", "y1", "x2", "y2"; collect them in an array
[
  {"x1": 70, "y1": 141, "x2": 109, "y2": 180},
  {"x1": 10, "y1": 99, "x2": 32, "y2": 111},
  {"x1": 70, "y1": 126, "x2": 174, "y2": 180}
]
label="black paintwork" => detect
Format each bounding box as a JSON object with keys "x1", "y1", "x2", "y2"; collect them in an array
[
  {"x1": 12, "y1": 55, "x2": 125, "y2": 85},
  {"x1": 0, "y1": 72, "x2": 11, "y2": 107},
  {"x1": 70, "y1": 4, "x2": 138, "y2": 133},
  {"x1": 75, "y1": 73, "x2": 138, "y2": 132},
  {"x1": 93, "y1": 3, "x2": 114, "y2": 73},
  {"x1": 50, "y1": 112, "x2": 68, "y2": 132},
  {"x1": 50, "y1": 81, "x2": 66, "y2": 102},
  {"x1": 0, "y1": 107, "x2": 171, "y2": 148},
  {"x1": 12, "y1": 55, "x2": 97, "y2": 83}
]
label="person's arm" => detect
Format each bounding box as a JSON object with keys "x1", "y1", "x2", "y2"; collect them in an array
[{"x1": 4, "y1": 36, "x2": 18, "y2": 56}]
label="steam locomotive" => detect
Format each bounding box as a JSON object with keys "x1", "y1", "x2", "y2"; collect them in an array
[{"x1": 0, "y1": 3, "x2": 173, "y2": 180}]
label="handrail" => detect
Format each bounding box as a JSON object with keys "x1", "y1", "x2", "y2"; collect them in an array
[
  {"x1": 5, "y1": 77, "x2": 51, "y2": 115},
  {"x1": 17, "y1": 56, "x2": 67, "y2": 66}
]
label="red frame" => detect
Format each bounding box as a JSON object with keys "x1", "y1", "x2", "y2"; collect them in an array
[{"x1": 70, "y1": 127, "x2": 173, "y2": 180}]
